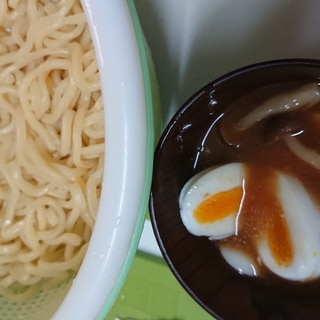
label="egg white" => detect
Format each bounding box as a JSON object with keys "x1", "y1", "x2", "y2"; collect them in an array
[
  {"x1": 179, "y1": 163, "x2": 245, "y2": 239},
  {"x1": 220, "y1": 246, "x2": 258, "y2": 276},
  {"x1": 257, "y1": 173, "x2": 320, "y2": 281}
]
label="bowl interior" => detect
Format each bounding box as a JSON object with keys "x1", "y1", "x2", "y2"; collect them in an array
[{"x1": 150, "y1": 59, "x2": 320, "y2": 320}]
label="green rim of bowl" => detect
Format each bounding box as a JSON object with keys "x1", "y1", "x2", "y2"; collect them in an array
[{"x1": 97, "y1": 1, "x2": 158, "y2": 319}]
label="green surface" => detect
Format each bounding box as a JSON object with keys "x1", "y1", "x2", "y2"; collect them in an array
[{"x1": 106, "y1": 252, "x2": 214, "y2": 320}]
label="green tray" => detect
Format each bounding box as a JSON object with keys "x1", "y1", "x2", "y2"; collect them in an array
[{"x1": 105, "y1": 252, "x2": 214, "y2": 320}]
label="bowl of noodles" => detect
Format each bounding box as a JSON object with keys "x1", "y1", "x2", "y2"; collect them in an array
[{"x1": 0, "y1": 0, "x2": 157, "y2": 319}]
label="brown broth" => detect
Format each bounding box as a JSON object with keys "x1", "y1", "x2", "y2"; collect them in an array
[{"x1": 215, "y1": 88, "x2": 320, "y2": 276}]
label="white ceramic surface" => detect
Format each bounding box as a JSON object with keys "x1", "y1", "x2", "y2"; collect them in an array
[
  {"x1": 134, "y1": 0, "x2": 320, "y2": 126},
  {"x1": 52, "y1": 1, "x2": 153, "y2": 319}
]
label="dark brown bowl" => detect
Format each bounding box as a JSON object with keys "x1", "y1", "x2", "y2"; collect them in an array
[{"x1": 150, "y1": 59, "x2": 320, "y2": 320}]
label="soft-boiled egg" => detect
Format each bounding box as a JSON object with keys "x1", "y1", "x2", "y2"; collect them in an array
[
  {"x1": 180, "y1": 162, "x2": 320, "y2": 281},
  {"x1": 179, "y1": 163, "x2": 245, "y2": 240},
  {"x1": 256, "y1": 173, "x2": 320, "y2": 281}
]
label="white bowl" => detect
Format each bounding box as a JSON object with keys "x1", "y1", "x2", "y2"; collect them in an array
[{"x1": 52, "y1": 1, "x2": 157, "y2": 319}]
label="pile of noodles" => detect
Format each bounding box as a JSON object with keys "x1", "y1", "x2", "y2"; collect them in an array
[{"x1": 0, "y1": 0, "x2": 104, "y2": 295}]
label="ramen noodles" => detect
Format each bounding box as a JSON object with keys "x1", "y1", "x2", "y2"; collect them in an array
[{"x1": 0, "y1": 0, "x2": 103, "y2": 297}]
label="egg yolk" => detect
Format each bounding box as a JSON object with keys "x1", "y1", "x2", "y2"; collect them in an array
[
  {"x1": 267, "y1": 213, "x2": 293, "y2": 267},
  {"x1": 194, "y1": 186, "x2": 243, "y2": 223},
  {"x1": 263, "y1": 198, "x2": 293, "y2": 267}
]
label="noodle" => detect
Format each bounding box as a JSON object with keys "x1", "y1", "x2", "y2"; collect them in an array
[
  {"x1": 237, "y1": 83, "x2": 320, "y2": 130},
  {"x1": 284, "y1": 135, "x2": 320, "y2": 170},
  {"x1": 0, "y1": 0, "x2": 104, "y2": 294}
]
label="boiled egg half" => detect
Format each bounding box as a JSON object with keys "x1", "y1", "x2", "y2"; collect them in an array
[
  {"x1": 179, "y1": 163, "x2": 245, "y2": 240},
  {"x1": 256, "y1": 173, "x2": 320, "y2": 281},
  {"x1": 179, "y1": 162, "x2": 320, "y2": 281}
]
